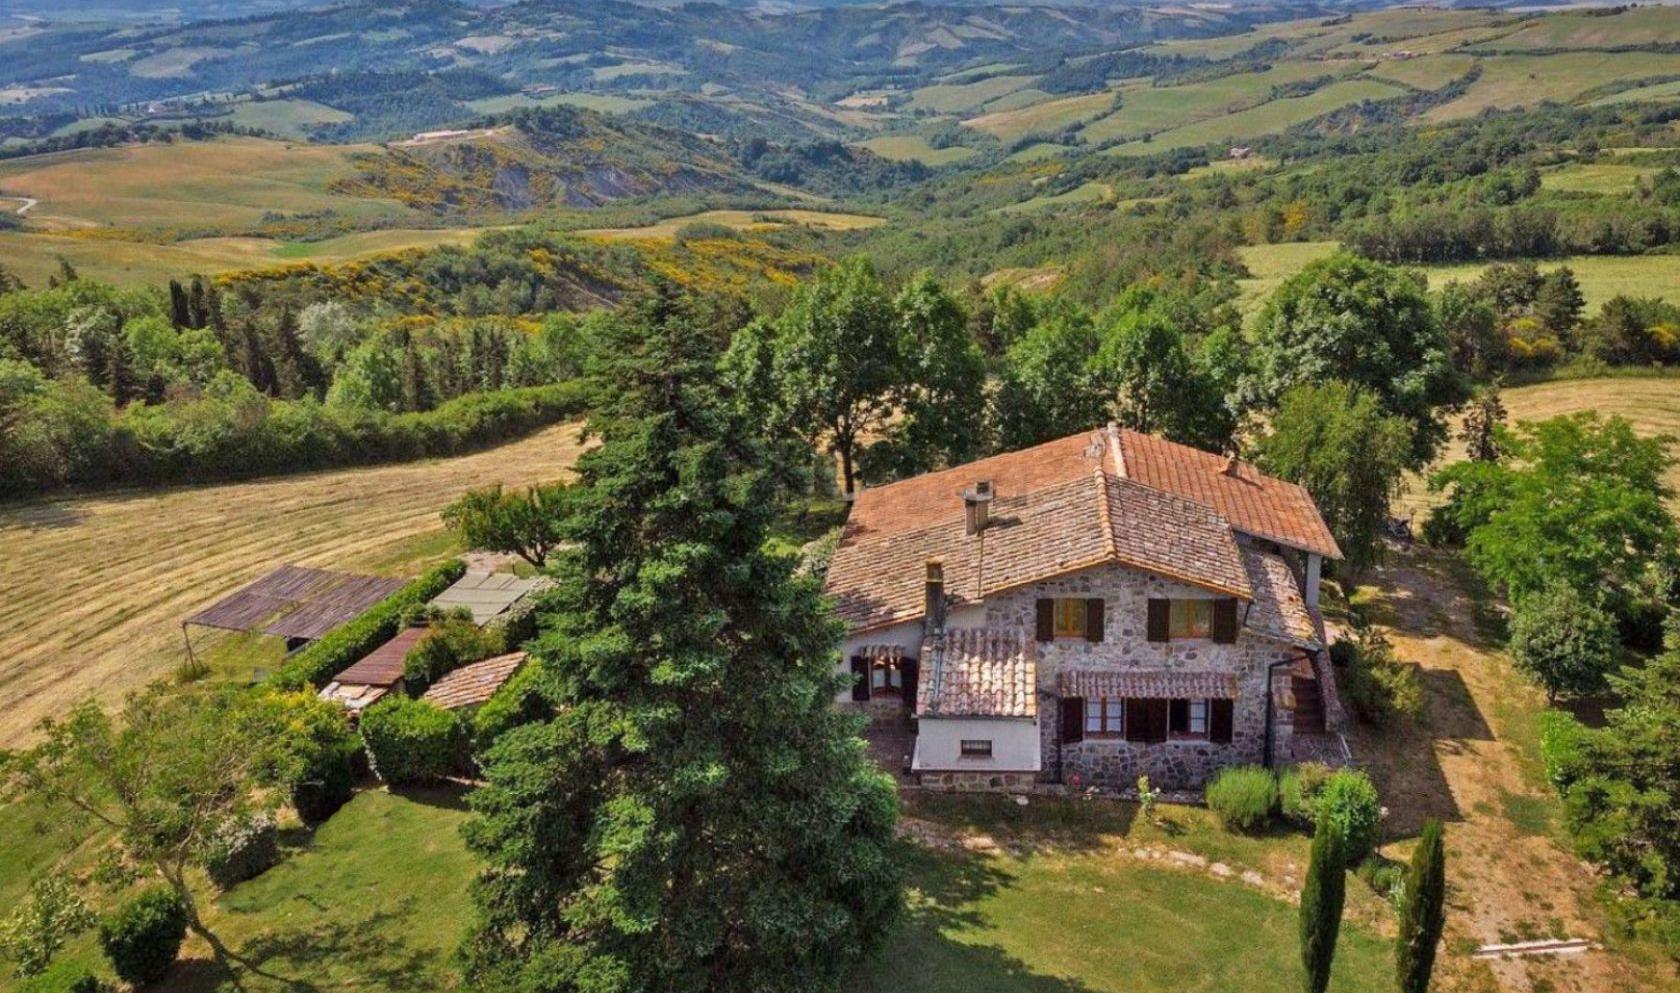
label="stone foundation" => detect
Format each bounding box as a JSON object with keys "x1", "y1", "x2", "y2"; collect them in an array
[{"x1": 917, "y1": 770, "x2": 1037, "y2": 793}]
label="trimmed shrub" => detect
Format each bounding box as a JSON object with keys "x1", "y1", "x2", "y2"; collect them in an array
[
  {"x1": 17, "y1": 961, "x2": 100, "y2": 993},
  {"x1": 1205, "y1": 765, "x2": 1277, "y2": 833},
  {"x1": 98, "y1": 888, "x2": 186, "y2": 988},
  {"x1": 202, "y1": 812, "x2": 279, "y2": 890},
  {"x1": 1279, "y1": 761, "x2": 1332, "y2": 826},
  {"x1": 403, "y1": 611, "x2": 500, "y2": 696},
  {"x1": 293, "y1": 742, "x2": 356, "y2": 825},
  {"x1": 470, "y1": 661, "x2": 552, "y2": 754},
  {"x1": 1510, "y1": 584, "x2": 1617, "y2": 703},
  {"x1": 269, "y1": 559, "x2": 466, "y2": 690},
  {"x1": 1538, "y1": 709, "x2": 1595, "y2": 794},
  {"x1": 361, "y1": 697, "x2": 462, "y2": 785},
  {"x1": 1317, "y1": 769, "x2": 1381, "y2": 860}
]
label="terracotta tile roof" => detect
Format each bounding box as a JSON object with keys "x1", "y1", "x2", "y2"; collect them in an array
[
  {"x1": 423, "y1": 652, "x2": 528, "y2": 710},
  {"x1": 1241, "y1": 549, "x2": 1322, "y2": 649},
  {"x1": 1115, "y1": 428, "x2": 1341, "y2": 559},
  {"x1": 916, "y1": 628, "x2": 1036, "y2": 718},
  {"x1": 825, "y1": 426, "x2": 1271, "y2": 633},
  {"x1": 334, "y1": 626, "x2": 429, "y2": 687},
  {"x1": 1058, "y1": 668, "x2": 1238, "y2": 700}
]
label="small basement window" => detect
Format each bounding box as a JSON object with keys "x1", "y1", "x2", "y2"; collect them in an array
[{"x1": 959, "y1": 739, "x2": 993, "y2": 758}]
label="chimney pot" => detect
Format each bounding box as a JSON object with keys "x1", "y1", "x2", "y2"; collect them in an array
[
  {"x1": 1222, "y1": 453, "x2": 1241, "y2": 477},
  {"x1": 962, "y1": 480, "x2": 993, "y2": 535}
]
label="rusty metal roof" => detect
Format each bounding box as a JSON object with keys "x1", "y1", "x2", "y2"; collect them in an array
[
  {"x1": 334, "y1": 626, "x2": 430, "y2": 688},
  {"x1": 185, "y1": 565, "x2": 404, "y2": 641}
]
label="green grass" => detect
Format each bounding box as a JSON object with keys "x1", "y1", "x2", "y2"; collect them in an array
[
  {"x1": 850, "y1": 796, "x2": 1394, "y2": 993},
  {"x1": 1427, "y1": 51, "x2": 1680, "y2": 121},
  {"x1": 857, "y1": 134, "x2": 979, "y2": 167},
  {"x1": 1538, "y1": 161, "x2": 1658, "y2": 195},
  {"x1": 908, "y1": 74, "x2": 1038, "y2": 114},
  {"x1": 466, "y1": 91, "x2": 652, "y2": 115},
  {"x1": 1475, "y1": 7, "x2": 1680, "y2": 51},
  {"x1": 1591, "y1": 78, "x2": 1680, "y2": 106},
  {"x1": 991, "y1": 181, "x2": 1112, "y2": 215},
  {"x1": 964, "y1": 90, "x2": 1116, "y2": 144},
  {"x1": 1366, "y1": 53, "x2": 1479, "y2": 91},
  {"x1": 1236, "y1": 242, "x2": 1680, "y2": 313},
  {"x1": 227, "y1": 98, "x2": 352, "y2": 138},
  {"x1": 1082, "y1": 62, "x2": 1352, "y2": 145},
  {"x1": 1106, "y1": 79, "x2": 1404, "y2": 157}
]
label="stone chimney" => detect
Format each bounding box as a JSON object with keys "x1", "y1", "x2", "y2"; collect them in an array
[
  {"x1": 962, "y1": 480, "x2": 993, "y2": 535},
  {"x1": 924, "y1": 559, "x2": 946, "y2": 635},
  {"x1": 1222, "y1": 453, "x2": 1241, "y2": 477}
]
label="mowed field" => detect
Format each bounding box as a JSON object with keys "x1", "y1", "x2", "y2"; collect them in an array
[
  {"x1": 856, "y1": 134, "x2": 979, "y2": 167},
  {"x1": 1236, "y1": 241, "x2": 1680, "y2": 313},
  {"x1": 0, "y1": 423, "x2": 587, "y2": 746}
]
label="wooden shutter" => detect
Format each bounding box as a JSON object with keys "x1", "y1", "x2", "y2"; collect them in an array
[
  {"x1": 850, "y1": 656, "x2": 870, "y2": 701},
  {"x1": 1212, "y1": 598, "x2": 1238, "y2": 644},
  {"x1": 1146, "y1": 599, "x2": 1170, "y2": 643},
  {"x1": 1147, "y1": 699, "x2": 1171, "y2": 743},
  {"x1": 900, "y1": 657, "x2": 918, "y2": 709},
  {"x1": 1035, "y1": 599, "x2": 1055, "y2": 642},
  {"x1": 1061, "y1": 697, "x2": 1084, "y2": 744},
  {"x1": 1084, "y1": 598, "x2": 1104, "y2": 643},
  {"x1": 1124, "y1": 698, "x2": 1150, "y2": 742},
  {"x1": 1210, "y1": 698, "x2": 1234, "y2": 743}
]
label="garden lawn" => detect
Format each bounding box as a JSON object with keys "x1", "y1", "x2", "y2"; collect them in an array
[{"x1": 852, "y1": 795, "x2": 1395, "y2": 993}]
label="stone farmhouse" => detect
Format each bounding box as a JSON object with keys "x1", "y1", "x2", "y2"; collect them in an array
[{"x1": 824, "y1": 423, "x2": 1346, "y2": 792}]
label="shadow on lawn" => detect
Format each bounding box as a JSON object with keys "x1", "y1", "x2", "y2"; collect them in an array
[
  {"x1": 173, "y1": 903, "x2": 444, "y2": 992},
  {"x1": 902, "y1": 792, "x2": 1133, "y2": 858},
  {"x1": 851, "y1": 843, "x2": 1101, "y2": 993}
]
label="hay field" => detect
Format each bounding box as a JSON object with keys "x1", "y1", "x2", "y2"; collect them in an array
[
  {"x1": 1081, "y1": 61, "x2": 1348, "y2": 144},
  {"x1": 963, "y1": 90, "x2": 1115, "y2": 143},
  {"x1": 0, "y1": 226, "x2": 489, "y2": 287},
  {"x1": 1106, "y1": 79, "x2": 1402, "y2": 156},
  {"x1": 857, "y1": 133, "x2": 979, "y2": 166},
  {"x1": 907, "y1": 73, "x2": 1037, "y2": 114},
  {"x1": 575, "y1": 208, "x2": 884, "y2": 240},
  {"x1": 0, "y1": 423, "x2": 587, "y2": 747},
  {"x1": 1397, "y1": 376, "x2": 1680, "y2": 519},
  {"x1": 1425, "y1": 51, "x2": 1680, "y2": 121},
  {"x1": 0, "y1": 135, "x2": 408, "y2": 230},
  {"x1": 227, "y1": 98, "x2": 352, "y2": 137},
  {"x1": 1476, "y1": 6, "x2": 1680, "y2": 51},
  {"x1": 1237, "y1": 242, "x2": 1680, "y2": 313},
  {"x1": 1366, "y1": 53, "x2": 1479, "y2": 91}
]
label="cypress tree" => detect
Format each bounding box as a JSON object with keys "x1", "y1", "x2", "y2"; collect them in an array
[
  {"x1": 1395, "y1": 819, "x2": 1446, "y2": 993},
  {"x1": 168, "y1": 280, "x2": 190, "y2": 329},
  {"x1": 459, "y1": 282, "x2": 901, "y2": 993},
  {"x1": 1300, "y1": 814, "x2": 1347, "y2": 993},
  {"x1": 398, "y1": 329, "x2": 429, "y2": 412}
]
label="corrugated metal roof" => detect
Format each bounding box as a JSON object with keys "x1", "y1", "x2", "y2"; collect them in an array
[
  {"x1": 334, "y1": 626, "x2": 430, "y2": 688},
  {"x1": 428, "y1": 572, "x2": 545, "y2": 626},
  {"x1": 185, "y1": 565, "x2": 404, "y2": 640}
]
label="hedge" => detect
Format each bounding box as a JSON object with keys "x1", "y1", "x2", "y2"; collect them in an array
[
  {"x1": 1317, "y1": 769, "x2": 1381, "y2": 860},
  {"x1": 1205, "y1": 765, "x2": 1278, "y2": 833},
  {"x1": 2, "y1": 380, "x2": 588, "y2": 499},
  {"x1": 269, "y1": 559, "x2": 466, "y2": 690},
  {"x1": 361, "y1": 697, "x2": 463, "y2": 784}
]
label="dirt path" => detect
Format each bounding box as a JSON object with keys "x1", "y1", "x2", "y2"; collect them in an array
[
  {"x1": 0, "y1": 424, "x2": 585, "y2": 746},
  {"x1": 1352, "y1": 548, "x2": 1671, "y2": 993}
]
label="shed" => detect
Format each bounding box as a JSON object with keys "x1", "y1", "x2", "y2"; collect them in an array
[
  {"x1": 422, "y1": 652, "x2": 528, "y2": 712},
  {"x1": 428, "y1": 572, "x2": 545, "y2": 626}
]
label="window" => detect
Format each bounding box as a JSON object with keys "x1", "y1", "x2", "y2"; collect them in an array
[
  {"x1": 1084, "y1": 697, "x2": 1124, "y2": 736},
  {"x1": 960, "y1": 739, "x2": 993, "y2": 758},
  {"x1": 1169, "y1": 698, "x2": 1210, "y2": 740},
  {"x1": 1053, "y1": 598, "x2": 1087, "y2": 638},
  {"x1": 1169, "y1": 599, "x2": 1213, "y2": 639},
  {"x1": 870, "y1": 658, "x2": 900, "y2": 691}
]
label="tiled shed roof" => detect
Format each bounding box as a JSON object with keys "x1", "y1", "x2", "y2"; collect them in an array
[
  {"x1": 1116, "y1": 428, "x2": 1342, "y2": 559},
  {"x1": 916, "y1": 628, "x2": 1036, "y2": 718},
  {"x1": 422, "y1": 652, "x2": 528, "y2": 710}
]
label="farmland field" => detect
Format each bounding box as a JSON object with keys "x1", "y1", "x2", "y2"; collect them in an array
[
  {"x1": 907, "y1": 73, "x2": 1037, "y2": 114},
  {"x1": 227, "y1": 98, "x2": 353, "y2": 137},
  {"x1": 0, "y1": 423, "x2": 587, "y2": 747},
  {"x1": 1081, "y1": 61, "x2": 1351, "y2": 144},
  {"x1": 1105, "y1": 79, "x2": 1402, "y2": 156},
  {"x1": 963, "y1": 90, "x2": 1116, "y2": 143},
  {"x1": 857, "y1": 134, "x2": 980, "y2": 166},
  {"x1": 1425, "y1": 51, "x2": 1680, "y2": 121},
  {"x1": 576, "y1": 208, "x2": 885, "y2": 240},
  {"x1": 1237, "y1": 241, "x2": 1680, "y2": 313}
]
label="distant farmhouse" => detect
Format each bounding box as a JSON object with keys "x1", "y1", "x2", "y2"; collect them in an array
[{"x1": 825, "y1": 424, "x2": 1345, "y2": 793}]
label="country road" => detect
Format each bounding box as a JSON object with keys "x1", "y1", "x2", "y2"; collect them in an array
[{"x1": 2, "y1": 195, "x2": 37, "y2": 215}]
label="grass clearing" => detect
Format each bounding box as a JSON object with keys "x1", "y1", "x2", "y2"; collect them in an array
[
  {"x1": 227, "y1": 98, "x2": 352, "y2": 137},
  {"x1": 0, "y1": 422, "x2": 587, "y2": 747},
  {"x1": 576, "y1": 208, "x2": 884, "y2": 240},
  {"x1": 1083, "y1": 61, "x2": 1358, "y2": 145},
  {"x1": 907, "y1": 74, "x2": 1037, "y2": 114},
  {"x1": 0, "y1": 135, "x2": 409, "y2": 231},
  {"x1": 1475, "y1": 6, "x2": 1680, "y2": 51},
  {"x1": 963, "y1": 90, "x2": 1115, "y2": 144},
  {"x1": 990, "y1": 180, "x2": 1112, "y2": 214},
  {"x1": 1237, "y1": 242, "x2": 1680, "y2": 313},
  {"x1": 1539, "y1": 161, "x2": 1658, "y2": 195},
  {"x1": 856, "y1": 134, "x2": 978, "y2": 167},
  {"x1": 1365, "y1": 53, "x2": 1479, "y2": 91},
  {"x1": 1106, "y1": 79, "x2": 1403, "y2": 157},
  {"x1": 1426, "y1": 51, "x2": 1680, "y2": 121}
]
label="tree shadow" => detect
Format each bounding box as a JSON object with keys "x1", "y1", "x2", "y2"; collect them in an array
[
  {"x1": 178, "y1": 903, "x2": 446, "y2": 993},
  {"x1": 901, "y1": 791, "x2": 1133, "y2": 858},
  {"x1": 849, "y1": 843, "x2": 1102, "y2": 993},
  {"x1": 388, "y1": 781, "x2": 474, "y2": 812},
  {"x1": 1418, "y1": 668, "x2": 1494, "y2": 742},
  {"x1": 0, "y1": 500, "x2": 89, "y2": 531}
]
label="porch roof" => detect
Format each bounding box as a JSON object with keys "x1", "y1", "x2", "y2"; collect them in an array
[
  {"x1": 916, "y1": 627, "x2": 1037, "y2": 719},
  {"x1": 1057, "y1": 668, "x2": 1238, "y2": 700}
]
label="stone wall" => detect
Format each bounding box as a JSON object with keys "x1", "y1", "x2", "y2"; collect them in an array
[
  {"x1": 986, "y1": 563, "x2": 1298, "y2": 791},
  {"x1": 917, "y1": 770, "x2": 1037, "y2": 793}
]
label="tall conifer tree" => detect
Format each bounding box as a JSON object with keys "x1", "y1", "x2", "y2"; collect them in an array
[
  {"x1": 1395, "y1": 820, "x2": 1446, "y2": 993},
  {"x1": 1300, "y1": 814, "x2": 1348, "y2": 993},
  {"x1": 460, "y1": 282, "x2": 901, "y2": 993}
]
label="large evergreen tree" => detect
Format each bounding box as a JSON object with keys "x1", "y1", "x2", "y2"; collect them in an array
[
  {"x1": 1395, "y1": 819, "x2": 1446, "y2": 993},
  {"x1": 460, "y1": 283, "x2": 901, "y2": 993}
]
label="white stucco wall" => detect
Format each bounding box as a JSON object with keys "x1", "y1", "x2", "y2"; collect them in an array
[{"x1": 912, "y1": 716, "x2": 1041, "y2": 773}]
